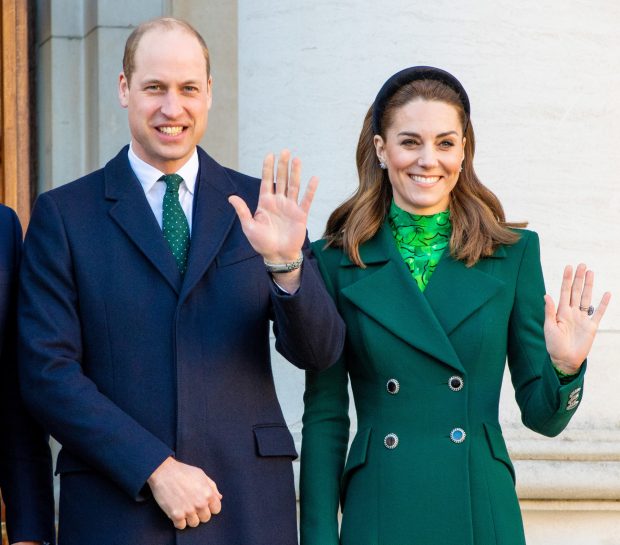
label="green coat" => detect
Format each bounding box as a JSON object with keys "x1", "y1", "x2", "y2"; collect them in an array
[{"x1": 300, "y1": 224, "x2": 585, "y2": 545}]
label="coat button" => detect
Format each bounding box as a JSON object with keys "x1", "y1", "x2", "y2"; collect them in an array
[
  {"x1": 450, "y1": 428, "x2": 466, "y2": 444},
  {"x1": 384, "y1": 433, "x2": 399, "y2": 449},
  {"x1": 386, "y1": 378, "x2": 400, "y2": 394},
  {"x1": 448, "y1": 376, "x2": 464, "y2": 391}
]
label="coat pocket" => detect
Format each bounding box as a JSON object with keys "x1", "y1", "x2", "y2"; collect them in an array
[
  {"x1": 253, "y1": 424, "x2": 298, "y2": 459},
  {"x1": 340, "y1": 427, "x2": 371, "y2": 505},
  {"x1": 483, "y1": 422, "x2": 516, "y2": 484}
]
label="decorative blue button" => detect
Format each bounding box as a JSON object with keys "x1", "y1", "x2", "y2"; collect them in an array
[{"x1": 450, "y1": 428, "x2": 466, "y2": 444}]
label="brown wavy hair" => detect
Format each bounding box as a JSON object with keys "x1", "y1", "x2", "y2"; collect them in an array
[{"x1": 324, "y1": 79, "x2": 526, "y2": 267}]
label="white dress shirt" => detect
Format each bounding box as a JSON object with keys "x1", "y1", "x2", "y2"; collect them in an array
[
  {"x1": 127, "y1": 144, "x2": 296, "y2": 294},
  {"x1": 128, "y1": 143, "x2": 199, "y2": 234}
]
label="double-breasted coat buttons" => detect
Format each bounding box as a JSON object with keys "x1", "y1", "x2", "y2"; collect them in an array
[
  {"x1": 448, "y1": 376, "x2": 464, "y2": 392},
  {"x1": 450, "y1": 428, "x2": 466, "y2": 444},
  {"x1": 386, "y1": 378, "x2": 400, "y2": 394},
  {"x1": 383, "y1": 377, "x2": 467, "y2": 447},
  {"x1": 384, "y1": 379, "x2": 400, "y2": 448},
  {"x1": 384, "y1": 433, "x2": 399, "y2": 449}
]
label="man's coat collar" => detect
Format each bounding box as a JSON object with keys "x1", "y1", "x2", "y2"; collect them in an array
[{"x1": 104, "y1": 146, "x2": 238, "y2": 299}]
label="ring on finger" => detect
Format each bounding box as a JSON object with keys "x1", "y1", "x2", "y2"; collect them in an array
[{"x1": 579, "y1": 304, "x2": 595, "y2": 316}]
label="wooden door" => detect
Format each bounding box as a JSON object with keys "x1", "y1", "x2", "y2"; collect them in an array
[
  {"x1": 0, "y1": 3, "x2": 34, "y2": 543},
  {"x1": 1, "y1": 0, "x2": 33, "y2": 227}
]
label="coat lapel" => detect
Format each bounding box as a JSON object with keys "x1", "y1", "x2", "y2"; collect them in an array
[
  {"x1": 179, "y1": 148, "x2": 238, "y2": 303},
  {"x1": 340, "y1": 223, "x2": 464, "y2": 372},
  {"x1": 105, "y1": 147, "x2": 182, "y2": 293},
  {"x1": 424, "y1": 248, "x2": 506, "y2": 336},
  {"x1": 340, "y1": 223, "x2": 507, "y2": 372}
]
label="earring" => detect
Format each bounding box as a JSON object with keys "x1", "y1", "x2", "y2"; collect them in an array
[
  {"x1": 459, "y1": 162, "x2": 464, "y2": 173},
  {"x1": 379, "y1": 161, "x2": 387, "y2": 170}
]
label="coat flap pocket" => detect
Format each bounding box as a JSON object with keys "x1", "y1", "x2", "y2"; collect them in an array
[
  {"x1": 483, "y1": 423, "x2": 516, "y2": 483},
  {"x1": 340, "y1": 427, "x2": 371, "y2": 502},
  {"x1": 55, "y1": 448, "x2": 94, "y2": 475},
  {"x1": 253, "y1": 424, "x2": 298, "y2": 459},
  {"x1": 216, "y1": 244, "x2": 260, "y2": 267}
]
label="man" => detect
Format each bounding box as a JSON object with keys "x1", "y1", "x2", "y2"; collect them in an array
[
  {"x1": 19, "y1": 17, "x2": 343, "y2": 545},
  {"x1": 0, "y1": 204, "x2": 55, "y2": 545}
]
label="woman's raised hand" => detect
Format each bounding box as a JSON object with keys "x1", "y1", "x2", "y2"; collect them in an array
[{"x1": 543, "y1": 263, "x2": 611, "y2": 374}]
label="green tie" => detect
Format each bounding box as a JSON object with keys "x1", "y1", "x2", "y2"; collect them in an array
[{"x1": 160, "y1": 173, "x2": 190, "y2": 275}]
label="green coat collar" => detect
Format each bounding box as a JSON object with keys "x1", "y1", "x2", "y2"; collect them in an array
[{"x1": 339, "y1": 223, "x2": 506, "y2": 373}]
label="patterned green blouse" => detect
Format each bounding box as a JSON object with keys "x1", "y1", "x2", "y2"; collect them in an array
[
  {"x1": 388, "y1": 200, "x2": 577, "y2": 383},
  {"x1": 388, "y1": 200, "x2": 451, "y2": 292}
]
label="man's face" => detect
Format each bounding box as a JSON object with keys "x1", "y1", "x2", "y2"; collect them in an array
[{"x1": 118, "y1": 27, "x2": 212, "y2": 173}]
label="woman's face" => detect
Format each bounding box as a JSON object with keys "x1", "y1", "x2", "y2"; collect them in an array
[{"x1": 374, "y1": 99, "x2": 465, "y2": 215}]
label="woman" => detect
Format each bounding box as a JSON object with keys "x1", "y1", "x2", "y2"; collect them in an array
[{"x1": 300, "y1": 66, "x2": 611, "y2": 545}]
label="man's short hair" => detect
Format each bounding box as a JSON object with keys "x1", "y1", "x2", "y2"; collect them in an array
[{"x1": 122, "y1": 17, "x2": 211, "y2": 86}]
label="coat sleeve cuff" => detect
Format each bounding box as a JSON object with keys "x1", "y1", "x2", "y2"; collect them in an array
[
  {"x1": 542, "y1": 357, "x2": 586, "y2": 414},
  {"x1": 555, "y1": 360, "x2": 587, "y2": 412}
]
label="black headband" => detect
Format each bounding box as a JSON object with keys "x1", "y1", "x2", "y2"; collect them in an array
[{"x1": 372, "y1": 66, "x2": 470, "y2": 135}]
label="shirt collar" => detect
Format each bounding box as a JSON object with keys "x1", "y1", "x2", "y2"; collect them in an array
[{"x1": 128, "y1": 143, "x2": 199, "y2": 195}]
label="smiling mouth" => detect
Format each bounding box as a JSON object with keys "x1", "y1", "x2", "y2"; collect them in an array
[
  {"x1": 158, "y1": 126, "x2": 184, "y2": 136},
  {"x1": 409, "y1": 175, "x2": 440, "y2": 185}
]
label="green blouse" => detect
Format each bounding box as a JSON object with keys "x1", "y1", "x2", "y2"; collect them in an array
[
  {"x1": 388, "y1": 200, "x2": 577, "y2": 383},
  {"x1": 388, "y1": 200, "x2": 451, "y2": 292}
]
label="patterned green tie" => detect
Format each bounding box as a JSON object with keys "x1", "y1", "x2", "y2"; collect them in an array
[{"x1": 160, "y1": 173, "x2": 190, "y2": 275}]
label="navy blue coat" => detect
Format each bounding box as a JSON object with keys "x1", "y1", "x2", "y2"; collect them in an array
[
  {"x1": 0, "y1": 204, "x2": 55, "y2": 544},
  {"x1": 18, "y1": 147, "x2": 344, "y2": 545}
]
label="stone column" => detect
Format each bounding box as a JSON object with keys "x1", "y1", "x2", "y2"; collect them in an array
[
  {"x1": 35, "y1": 0, "x2": 239, "y2": 189},
  {"x1": 172, "y1": 0, "x2": 239, "y2": 169},
  {"x1": 36, "y1": 0, "x2": 166, "y2": 191}
]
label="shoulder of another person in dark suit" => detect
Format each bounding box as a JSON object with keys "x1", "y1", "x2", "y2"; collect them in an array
[
  {"x1": 0, "y1": 204, "x2": 21, "y2": 242},
  {"x1": 0, "y1": 204, "x2": 21, "y2": 274}
]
